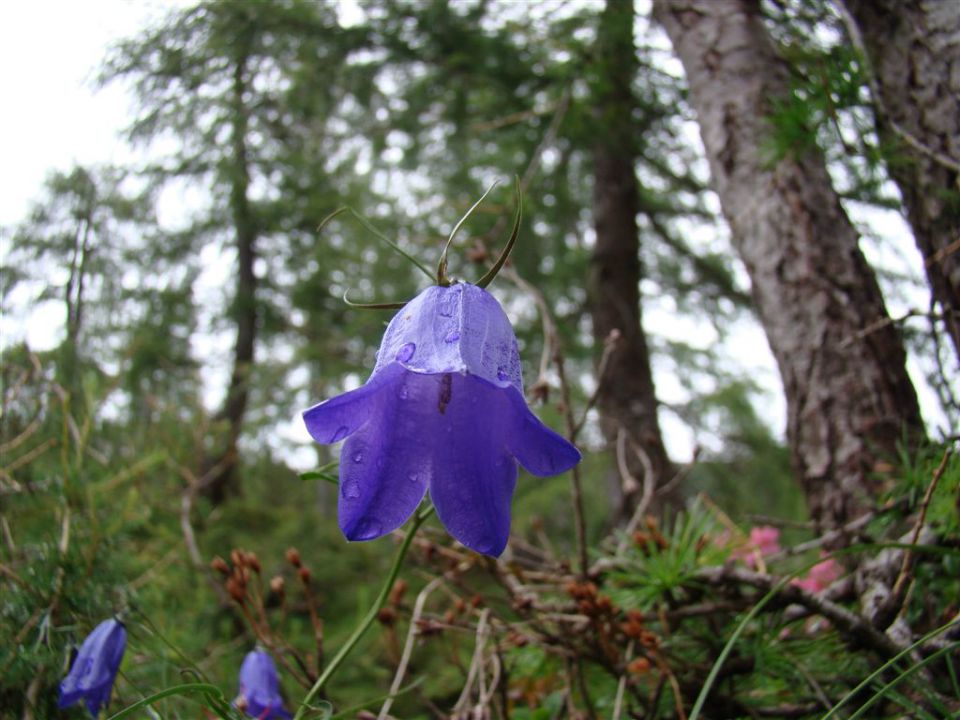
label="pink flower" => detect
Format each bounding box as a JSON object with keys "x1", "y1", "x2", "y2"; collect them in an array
[
  {"x1": 749, "y1": 526, "x2": 781, "y2": 557},
  {"x1": 733, "y1": 526, "x2": 781, "y2": 568},
  {"x1": 793, "y1": 557, "x2": 842, "y2": 594}
]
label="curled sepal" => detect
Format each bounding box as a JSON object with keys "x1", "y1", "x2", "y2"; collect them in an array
[
  {"x1": 343, "y1": 290, "x2": 407, "y2": 311},
  {"x1": 476, "y1": 176, "x2": 522, "y2": 289},
  {"x1": 319, "y1": 206, "x2": 434, "y2": 281},
  {"x1": 437, "y1": 180, "x2": 501, "y2": 287}
]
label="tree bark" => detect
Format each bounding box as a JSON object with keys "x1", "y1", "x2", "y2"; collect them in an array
[
  {"x1": 654, "y1": 0, "x2": 925, "y2": 531},
  {"x1": 202, "y1": 42, "x2": 258, "y2": 505},
  {"x1": 590, "y1": 0, "x2": 674, "y2": 518},
  {"x1": 839, "y1": 0, "x2": 960, "y2": 364}
]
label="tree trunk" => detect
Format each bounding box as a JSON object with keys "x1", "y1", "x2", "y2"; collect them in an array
[
  {"x1": 839, "y1": 0, "x2": 960, "y2": 364},
  {"x1": 654, "y1": 0, "x2": 925, "y2": 531},
  {"x1": 590, "y1": 0, "x2": 674, "y2": 518},
  {"x1": 202, "y1": 45, "x2": 258, "y2": 505}
]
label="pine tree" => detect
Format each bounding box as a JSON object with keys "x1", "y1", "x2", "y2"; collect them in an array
[
  {"x1": 99, "y1": 0, "x2": 370, "y2": 502},
  {"x1": 655, "y1": 0, "x2": 925, "y2": 530},
  {"x1": 839, "y1": 0, "x2": 960, "y2": 364}
]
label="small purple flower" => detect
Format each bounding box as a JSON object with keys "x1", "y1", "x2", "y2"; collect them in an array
[
  {"x1": 58, "y1": 617, "x2": 126, "y2": 716},
  {"x1": 303, "y1": 283, "x2": 581, "y2": 557},
  {"x1": 236, "y1": 649, "x2": 291, "y2": 719}
]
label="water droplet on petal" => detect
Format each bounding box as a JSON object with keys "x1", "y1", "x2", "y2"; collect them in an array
[
  {"x1": 396, "y1": 342, "x2": 416, "y2": 363},
  {"x1": 496, "y1": 367, "x2": 509, "y2": 382},
  {"x1": 398, "y1": 384, "x2": 409, "y2": 400},
  {"x1": 444, "y1": 330, "x2": 460, "y2": 343},
  {"x1": 330, "y1": 425, "x2": 350, "y2": 443},
  {"x1": 354, "y1": 517, "x2": 383, "y2": 540},
  {"x1": 341, "y1": 479, "x2": 361, "y2": 499},
  {"x1": 438, "y1": 296, "x2": 456, "y2": 317},
  {"x1": 351, "y1": 451, "x2": 364, "y2": 463},
  {"x1": 408, "y1": 471, "x2": 427, "y2": 484}
]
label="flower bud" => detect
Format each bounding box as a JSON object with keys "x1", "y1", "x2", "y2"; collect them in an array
[
  {"x1": 210, "y1": 556, "x2": 230, "y2": 576},
  {"x1": 639, "y1": 630, "x2": 659, "y2": 649},
  {"x1": 269, "y1": 576, "x2": 285, "y2": 597},
  {"x1": 285, "y1": 548, "x2": 302, "y2": 567},
  {"x1": 226, "y1": 577, "x2": 246, "y2": 602},
  {"x1": 246, "y1": 552, "x2": 261, "y2": 574},
  {"x1": 627, "y1": 657, "x2": 651, "y2": 675},
  {"x1": 231, "y1": 548, "x2": 244, "y2": 567},
  {"x1": 298, "y1": 566, "x2": 311, "y2": 585},
  {"x1": 389, "y1": 579, "x2": 408, "y2": 605}
]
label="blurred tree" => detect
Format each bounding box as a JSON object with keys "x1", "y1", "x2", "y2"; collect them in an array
[
  {"x1": 838, "y1": 0, "x2": 960, "y2": 363},
  {"x1": 360, "y1": 0, "x2": 767, "y2": 523},
  {"x1": 655, "y1": 0, "x2": 925, "y2": 531},
  {"x1": 2, "y1": 166, "x2": 150, "y2": 413},
  {"x1": 589, "y1": 0, "x2": 673, "y2": 515},
  {"x1": 100, "y1": 0, "x2": 369, "y2": 503}
]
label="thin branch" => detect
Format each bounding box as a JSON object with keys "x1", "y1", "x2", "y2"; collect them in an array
[
  {"x1": 877, "y1": 448, "x2": 952, "y2": 629},
  {"x1": 696, "y1": 565, "x2": 905, "y2": 659},
  {"x1": 379, "y1": 575, "x2": 446, "y2": 720},
  {"x1": 612, "y1": 640, "x2": 634, "y2": 720},
  {"x1": 452, "y1": 609, "x2": 491, "y2": 717}
]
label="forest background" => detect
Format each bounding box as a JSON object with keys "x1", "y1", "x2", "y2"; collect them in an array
[{"x1": 1, "y1": 0, "x2": 958, "y2": 718}]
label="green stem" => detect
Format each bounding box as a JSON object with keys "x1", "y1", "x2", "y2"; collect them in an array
[
  {"x1": 293, "y1": 505, "x2": 435, "y2": 719},
  {"x1": 107, "y1": 683, "x2": 227, "y2": 720},
  {"x1": 437, "y1": 181, "x2": 500, "y2": 286},
  {"x1": 319, "y1": 206, "x2": 434, "y2": 282}
]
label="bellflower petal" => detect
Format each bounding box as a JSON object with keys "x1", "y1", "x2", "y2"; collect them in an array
[
  {"x1": 303, "y1": 283, "x2": 581, "y2": 556},
  {"x1": 303, "y1": 363, "x2": 404, "y2": 444},
  {"x1": 236, "y1": 649, "x2": 291, "y2": 719},
  {"x1": 58, "y1": 618, "x2": 126, "y2": 716},
  {"x1": 506, "y1": 390, "x2": 583, "y2": 476}
]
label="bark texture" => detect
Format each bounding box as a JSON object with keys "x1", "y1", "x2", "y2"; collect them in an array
[
  {"x1": 841, "y1": 0, "x2": 960, "y2": 362},
  {"x1": 654, "y1": 0, "x2": 924, "y2": 530},
  {"x1": 590, "y1": 0, "x2": 673, "y2": 516}
]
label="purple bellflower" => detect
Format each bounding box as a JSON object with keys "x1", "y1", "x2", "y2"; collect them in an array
[
  {"x1": 303, "y1": 282, "x2": 581, "y2": 557},
  {"x1": 58, "y1": 617, "x2": 127, "y2": 716},
  {"x1": 236, "y1": 649, "x2": 292, "y2": 719}
]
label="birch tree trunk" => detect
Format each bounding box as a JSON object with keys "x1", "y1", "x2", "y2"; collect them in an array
[
  {"x1": 654, "y1": 0, "x2": 924, "y2": 530},
  {"x1": 590, "y1": 0, "x2": 673, "y2": 517},
  {"x1": 839, "y1": 0, "x2": 960, "y2": 363}
]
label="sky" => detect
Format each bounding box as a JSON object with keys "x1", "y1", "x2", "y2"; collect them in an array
[{"x1": 0, "y1": 1, "x2": 178, "y2": 228}]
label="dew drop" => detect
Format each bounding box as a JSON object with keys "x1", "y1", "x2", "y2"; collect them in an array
[
  {"x1": 496, "y1": 367, "x2": 509, "y2": 382},
  {"x1": 398, "y1": 384, "x2": 409, "y2": 400},
  {"x1": 354, "y1": 518, "x2": 383, "y2": 540},
  {"x1": 341, "y1": 479, "x2": 361, "y2": 499},
  {"x1": 396, "y1": 342, "x2": 416, "y2": 363},
  {"x1": 408, "y1": 471, "x2": 427, "y2": 484},
  {"x1": 330, "y1": 425, "x2": 350, "y2": 443},
  {"x1": 444, "y1": 330, "x2": 461, "y2": 343},
  {"x1": 438, "y1": 294, "x2": 456, "y2": 317},
  {"x1": 351, "y1": 451, "x2": 364, "y2": 464}
]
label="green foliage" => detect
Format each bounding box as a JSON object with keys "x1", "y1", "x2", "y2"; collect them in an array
[
  {"x1": 4, "y1": 1, "x2": 959, "y2": 718},
  {"x1": 607, "y1": 499, "x2": 728, "y2": 609}
]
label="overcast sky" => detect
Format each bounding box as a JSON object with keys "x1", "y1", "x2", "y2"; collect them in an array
[{"x1": 0, "y1": 2, "x2": 181, "y2": 227}]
